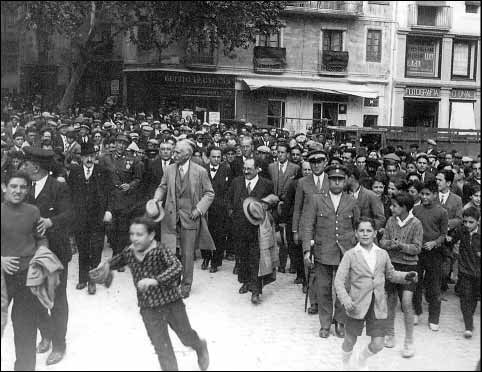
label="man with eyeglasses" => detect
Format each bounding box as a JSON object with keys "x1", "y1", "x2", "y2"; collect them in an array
[{"x1": 292, "y1": 149, "x2": 330, "y2": 312}]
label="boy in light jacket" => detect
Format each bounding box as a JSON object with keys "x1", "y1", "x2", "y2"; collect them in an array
[{"x1": 334, "y1": 217, "x2": 417, "y2": 370}]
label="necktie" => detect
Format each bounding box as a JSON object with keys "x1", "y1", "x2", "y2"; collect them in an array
[
  {"x1": 247, "y1": 181, "x2": 251, "y2": 195},
  {"x1": 211, "y1": 167, "x2": 217, "y2": 172},
  {"x1": 316, "y1": 176, "x2": 321, "y2": 191},
  {"x1": 31, "y1": 181, "x2": 36, "y2": 198},
  {"x1": 279, "y1": 163, "x2": 284, "y2": 175},
  {"x1": 440, "y1": 194, "x2": 445, "y2": 205},
  {"x1": 179, "y1": 166, "x2": 185, "y2": 180},
  {"x1": 86, "y1": 167, "x2": 92, "y2": 180}
]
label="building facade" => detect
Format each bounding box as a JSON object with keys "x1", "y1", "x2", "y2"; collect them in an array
[
  {"x1": 391, "y1": 0, "x2": 481, "y2": 130},
  {"x1": 122, "y1": 1, "x2": 396, "y2": 134}
]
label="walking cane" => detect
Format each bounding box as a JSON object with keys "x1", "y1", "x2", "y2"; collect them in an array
[{"x1": 304, "y1": 241, "x2": 314, "y2": 312}]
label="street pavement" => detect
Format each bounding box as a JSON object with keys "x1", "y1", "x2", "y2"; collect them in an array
[{"x1": 1, "y1": 247, "x2": 480, "y2": 371}]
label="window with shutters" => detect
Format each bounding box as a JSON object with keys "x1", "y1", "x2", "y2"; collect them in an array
[
  {"x1": 366, "y1": 30, "x2": 382, "y2": 62},
  {"x1": 267, "y1": 100, "x2": 285, "y2": 128},
  {"x1": 258, "y1": 32, "x2": 281, "y2": 48},
  {"x1": 451, "y1": 40, "x2": 477, "y2": 80},
  {"x1": 323, "y1": 30, "x2": 343, "y2": 51}
]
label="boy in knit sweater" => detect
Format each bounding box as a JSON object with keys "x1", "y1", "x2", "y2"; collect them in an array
[
  {"x1": 412, "y1": 180, "x2": 448, "y2": 331},
  {"x1": 1, "y1": 171, "x2": 48, "y2": 371},
  {"x1": 90, "y1": 216, "x2": 209, "y2": 371},
  {"x1": 380, "y1": 192, "x2": 423, "y2": 357},
  {"x1": 451, "y1": 206, "x2": 480, "y2": 339}
]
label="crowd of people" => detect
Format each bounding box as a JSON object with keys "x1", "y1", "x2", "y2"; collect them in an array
[{"x1": 1, "y1": 103, "x2": 480, "y2": 371}]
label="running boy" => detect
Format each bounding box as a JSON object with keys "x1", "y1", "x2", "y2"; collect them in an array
[
  {"x1": 334, "y1": 217, "x2": 417, "y2": 370},
  {"x1": 90, "y1": 216, "x2": 209, "y2": 371}
]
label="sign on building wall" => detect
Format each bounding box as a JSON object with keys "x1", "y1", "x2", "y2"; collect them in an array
[
  {"x1": 157, "y1": 71, "x2": 235, "y2": 97},
  {"x1": 406, "y1": 38, "x2": 440, "y2": 77},
  {"x1": 111, "y1": 79, "x2": 119, "y2": 95},
  {"x1": 450, "y1": 89, "x2": 476, "y2": 100},
  {"x1": 405, "y1": 86, "x2": 440, "y2": 98}
]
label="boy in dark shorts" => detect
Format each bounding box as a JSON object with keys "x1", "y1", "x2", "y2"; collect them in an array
[
  {"x1": 90, "y1": 215, "x2": 209, "y2": 371},
  {"x1": 380, "y1": 192, "x2": 423, "y2": 357},
  {"x1": 335, "y1": 218, "x2": 417, "y2": 370}
]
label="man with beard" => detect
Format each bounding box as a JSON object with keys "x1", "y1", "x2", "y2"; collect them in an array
[{"x1": 68, "y1": 143, "x2": 112, "y2": 295}]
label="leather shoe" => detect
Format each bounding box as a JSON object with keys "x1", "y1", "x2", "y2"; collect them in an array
[
  {"x1": 294, "y1": 276, "x2": 304, "y2": 284},
  {"x1": 37, "y1": 338, "x2": 51, "y2": 354},
  {"x1": 88, "y1": 281, "x2": 96, "y2": 295},
  {"x1": 209, "y1": 266, "x2": 218, "y2": 273},
  {"x1": 76, "y1": 282, "x2": 87, "y2": 290},
  {"x1": 335, "y1": 322, "x2": 345, "y2": 338},
  {"x1": 239, "y1": 284, "x2": 249, "y2": 294},
  {"x1": 197, "y1": 339, "x2": 210, "y2": 371},
  {"x1": 307, "y1": 304, "x2": 318, "y2": 315},
  {"x1": 46, "y1": 349, "x2": 65, "y2": 365},
  {"x1": 251, "y1": 294, "x2": 261, "y2": 305},
  {"x1": 201, "y1": 259, "x2": 209, "y2": 270},
  {"x1": 289, "y1": 266, "x2": 297, "y2": 274},
  {"x1": 117, "y1": 267, "x2": 125, "y2": 272},
  {"x1": 278, "y1": 267, "x2": 286, "y2": 273},
  {"x1": 225, "y1": 254, "x2": 235, "y2": 261},
  {"x1": 319, "y1": 328, "x2": 330, "y2": 338}
]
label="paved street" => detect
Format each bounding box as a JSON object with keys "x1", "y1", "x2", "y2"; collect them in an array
[{"x1": 1, "y1": 247, "x2": 480, "y2": 371}]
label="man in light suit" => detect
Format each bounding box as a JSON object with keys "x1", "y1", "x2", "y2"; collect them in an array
[
  {"x1": 436, "y1": 170, "x2": 463, "y2": 291},
  {"x1": 292, "y1": 149, "x2": 330, "y2": 313},
  {"x1": 268, "y1": 142, "x2": 300, "y2": 273},
  {"x1": 302, "y1": 164, "x2": 360, "y2": 339},
  {"x1": 154, "y1": 139, "x2": 215, "y2": 298}
]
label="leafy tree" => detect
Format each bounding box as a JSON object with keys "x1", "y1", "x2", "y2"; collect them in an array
[{"x1": 3, "y1": 1, "x2": 286, "y2": 111}]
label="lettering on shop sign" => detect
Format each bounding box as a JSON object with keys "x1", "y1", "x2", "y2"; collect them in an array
[
  {"x1": 159, "y1": 71, "x2": 235, "y2": 88},
  {"x1": 450, "y1": 89, "x2": 476, "y2": 100},
  {"x1": 405, "y1": 87, "x2": 440, "y2": 98}
]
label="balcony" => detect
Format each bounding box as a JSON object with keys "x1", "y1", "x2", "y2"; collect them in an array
[
  {"x1": 285, "y1": 1, "x2": 363, "y2": 18},
  {"x1": 253, "y1": 46, "x2": 286, "y2": 74},
  {"x1": 184, "y1": 52, "x2": 218, "y2": 71},
  {"x1": 408, "y1": 4, "x2": 452, "y2": 31},
  {"x1": 318, "y1": 50, "x2": 349, "y2": 76}
]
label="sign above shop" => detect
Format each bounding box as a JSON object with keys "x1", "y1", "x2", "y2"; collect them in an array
[
  {"x1": 405, "y1": 86, "x2": 440, "y2": 98},
  {"x1": 157, "y1": 71, "x2": 235, "y2": 97},
  {"x1": 450, "y1": 89, "x2": 476, "y2": 100}
]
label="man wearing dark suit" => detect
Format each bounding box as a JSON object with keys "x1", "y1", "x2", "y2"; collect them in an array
[
  {"x1": 292, "y1": 149, "x2": 330, "y2": 313},
  {"x1": 436, "y1": 170, "x2": 463, "y2": 291},
  {"x1": 416, "y1": 153, "x2": 435, "y2": 183},
  {"x1": 68, "y1": 143, "x2": 112, "y2": 295},
  {"x1": 202, "y1": 146, "x2": 233, "y2": 272},
  {"x1": 230, "y1": 136, "x2": 254, "y2": 178},
  {"x1": 143, "y1": 141, "x2": 174, "y2": 201},
  {"x1": 20, "y1": 147, "x2": 74, "y2": 366},
  {"x1": 4, "y1": 114, "x2": 22, "y2": 145},
  {"x1": 268, "y1": 142, "x2": 300, "y2": 273},
  {"x1": 346, "y1": 166, "x2": 385, "y2": 231},
  {"x1": 228, "y1": 157, "x2": 274, "y2": 304},
  {"x1": 462, "y1": 161, "x2": 481, "y2": 205},
  {"x1": 302, "y1": 164, "x2": 360, "y2": 339}
]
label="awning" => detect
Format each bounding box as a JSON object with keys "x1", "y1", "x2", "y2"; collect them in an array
[{"x1": 241, "y1": 77, "x2": 378, "y2": 98}]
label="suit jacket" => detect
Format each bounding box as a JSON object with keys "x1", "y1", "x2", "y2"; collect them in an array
[
  {"x1": 230, "y1": 156, "x2": 245, "y2": 178},
  {"x1": 354, "y1": 186, "x2": 385, "y2": 230},
  {"x1": 156, "y1": 160, "x2": 215, "y2": 233},
  {"x1": 439, "y1": 192, "x2": 463, "y2": 232},
  {"x1": 143, "y1": 157, "x2": 174, "y2": 200},
  {"x1": 334, "y1": 244, "x2": 409, "y2": 320},
  {"x1": 292, "y1": 173, "x2": 330, "y2": 233},
  {"x1": 228, "y1": 175, "x2": 274, "y2": 238},
  {"x1": 67, "y1": 164, "x2": 112, "y2": 232},
  {"x1": 301, "y1": 192, "x2": 360, "y2": 265},
  {"x1": 268, "y1": 161, "x2": 300, "y2": 201},
  {"x1": 205, "y1": 162, "x2": 233, "y2": 220},
  {"x1": 26, "y1": 176, "x2": 74, "y2": 263}
]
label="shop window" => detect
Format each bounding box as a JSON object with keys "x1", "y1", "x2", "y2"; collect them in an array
[
  {"x1": 267, "y1": 100, "x2": 285, "y2": 128},
  {"x1": 366, "y1": 30, "x2": 382, "y2": 62},
  {"x1": 465, "y1": 1, "x2": 480, "y2": 13},
  {"x1": 449, "y1": 101, "x2": 476, "y2": 130},
  {"x1": 363, "y1": 115, "x2": 378, "y2": 127},
  {"x1": 323, "y1": 30, "x2": 343, "y2": 51},
  {"x1": 403, "y1": 99, "x2": 439, "y2": 128},
  {"x1": 451, "y1": 40, "x2": 477, "y2": 80},
  {"x1": 258, "y1": 32, "x2": 281, "y2": 48},
  {"x1": 405, "y1": 37, "x2": 441, "y2": 78}
]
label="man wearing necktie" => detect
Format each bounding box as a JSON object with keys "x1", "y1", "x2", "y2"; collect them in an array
[
  {"x1": 201, "y1": 147, "x2": 233, "y2": 272},
  {"x1": 302, "y1": 164, "x2": 360, "y2": 339},
  {"x1": 154, "y1": 140, "x2": 215, "y2": 299},
  {"x1": 67, "y1": 142, "x2": 113, "y2": 295},
  {"x1": 435, "y1": 170, "x2": 463, "y2": 292}
]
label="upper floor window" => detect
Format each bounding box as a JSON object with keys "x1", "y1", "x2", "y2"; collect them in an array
[
  {"x1": 405, "y1": 36, "x2": 441, "y2": 78},
  {"x1": 366, "y1": 30, "x2": 382, "y2": 62},
  {"x1": 258, "y1": 32, "x2": 281, "y2": 48},
  {"x1": 417, "y1": 6, "x2": 438, "y2": 26},
  {"x1": 452, "y1": 40, "x2": 477, "y2": 80},
  {"x1": 465, "y1": 1, "x2": 480, "y2": 13},
  {"x1": 323, "y1": 30, "x2": 343, "y2": 51}
]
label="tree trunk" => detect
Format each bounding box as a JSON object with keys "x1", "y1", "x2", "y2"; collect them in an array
[{"x1": 57, "y1": 59, "x2": 87, "y2": 112}]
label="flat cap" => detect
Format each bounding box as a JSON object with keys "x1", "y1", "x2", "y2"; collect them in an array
[
  {"x1": 23, "y1": 146, "x2": 54, "y2": 167},
  {"x1": 256, "y1": 145, "x2": 271, "y2": 154},
  {"x1": 223, "y1": 145, "x2": 236, "y2": 154},
  {"x1": 129, "y1": 132, "x2": 140, "y2": 138},
  {"x1": 427, "y1": 139, "x2": 437, "y2": 146},
  {"x1": 307, "y1": 149, "x2": 327, "y2": 160},
  {"x1": 462, "y1": 156, "x2": 474, "y2": 162},
  {"x1": 115, "y1": 134, "x2": 130, "y2": 143},
  {"x1": 383, "y1": 153, "x2": 401, "y2": 162},
  {"x1": 141, "y1": 125, "x2": 153, "y2": 132}
]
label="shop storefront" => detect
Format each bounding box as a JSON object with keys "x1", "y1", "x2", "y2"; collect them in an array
[
  {"x1": 403, "y1": 86, "x2": 440, "y2": 128},
  {"x1": 125, "y1": 70, "x2": 235, "y2": 121},
  {"x1": 449, "y1": 89, "x2": 477, "y2": 130}
]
